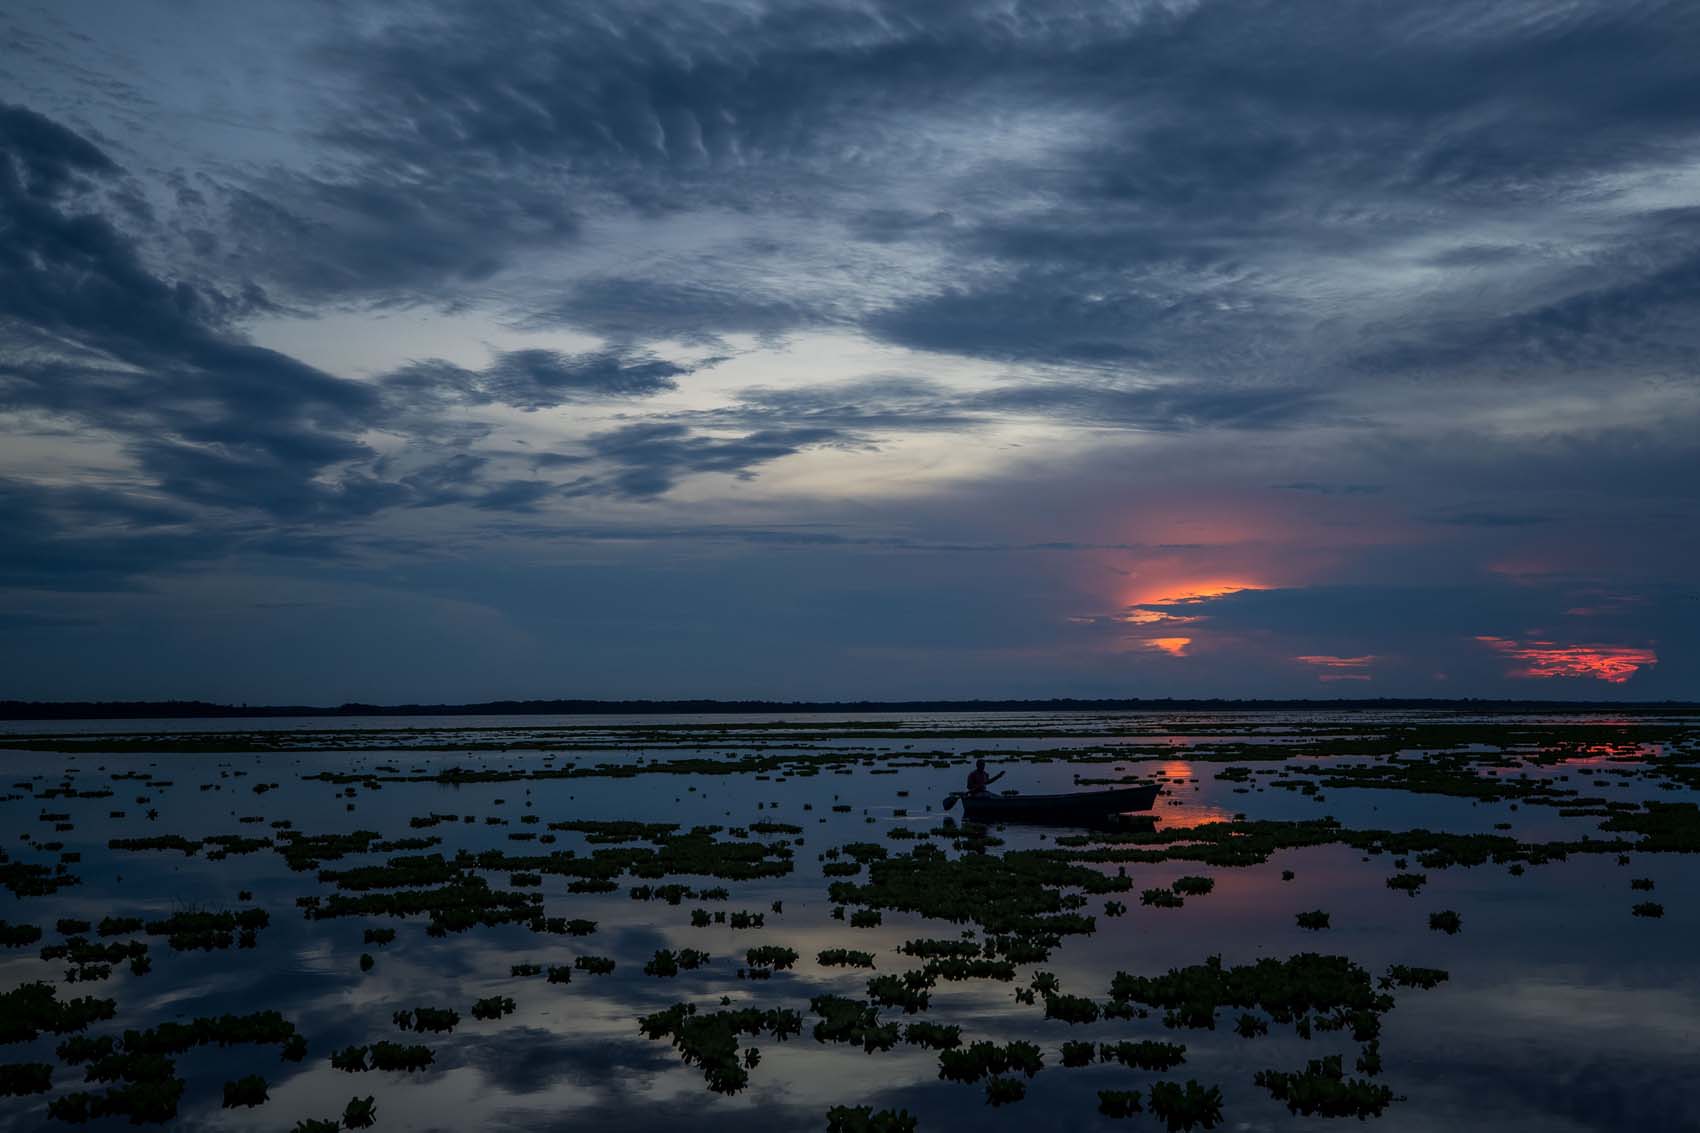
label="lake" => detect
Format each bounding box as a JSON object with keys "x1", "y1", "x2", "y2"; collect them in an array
[{"x1": 2, "y1": 710, "x2": 1696, "y2": 1132}]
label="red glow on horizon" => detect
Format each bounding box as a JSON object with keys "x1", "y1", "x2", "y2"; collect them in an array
[
  {"x1": 1475, "y1": 636, "x2": 1656, "y2": 683},
  {"x1": 1146, "y1": 637, "x2": 1193, "y2": 657},
  {"x1": 1294, "y1": 654, "x2": 1376, "y2": 682}
]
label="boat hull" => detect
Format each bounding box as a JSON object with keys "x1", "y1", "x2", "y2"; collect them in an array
[{"x1": 958, "y1": 783, "x2": 1161, "y2": 824}]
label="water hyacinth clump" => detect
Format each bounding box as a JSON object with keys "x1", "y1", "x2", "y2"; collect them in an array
[
  {"x1": 825, "y1": 1104, "x2": 918, "y2": 1133},
  {"x1": 3, "y1": 710, "x2": 1698, "y2": 1130},
  {"x1": 1147, "y1": 1079, "x2": 1225, "y2": 1131},
  {"x1": 1098, "y1": 1088, "x2": 1143, "y2": 1118},
  {"x1": 638, "y1": 1002, "x2": 802, "y2": 1094},
  {"x1": 470, "y1": 996, "x2": 516, "y2": 1021},
  {"x1": 1255, "y1": 1054, "x2": 1394, "y2": 1118},
  {"x1": 221, "y1": 1074, "x2": 268, "y2": 1108}
]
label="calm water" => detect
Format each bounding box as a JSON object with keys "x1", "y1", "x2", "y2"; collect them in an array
[{"x1": 2, "y1": 711, "x2": 1695, "y2": 1132}]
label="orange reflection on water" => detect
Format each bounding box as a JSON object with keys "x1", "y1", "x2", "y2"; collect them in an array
[
  {"x1": 1154, "y1": 799, "x2": 1239, "y2": 830},
  {"x1": 1146, "y1": 637, "x2": 1193, "y2": 657},
  {"x1": 1476, "y1": 636, "x2": 1657, "y2": 683}
]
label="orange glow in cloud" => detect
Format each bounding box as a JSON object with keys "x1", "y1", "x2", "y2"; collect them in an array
[
  {"x1": 1121, "y1": 609, "x2": 1203, "y2": 625},
  {"x1": 1131, "y1": 578, "x2": 1268, "y2": 606},
  {"x1": 1147, "y1": 637, "x2": 1193, "y2": 657},
  {"x1": 1294, "y1": 654, "x2": 1376, "y2": 682},
  {"x1": 1476, "y1": 636, "x2": 1656, "y2": 683}
]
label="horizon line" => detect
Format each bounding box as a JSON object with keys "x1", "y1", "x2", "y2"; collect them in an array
[{"x1": 2, "y1": 695, "x2": 1697, "y2": 722}]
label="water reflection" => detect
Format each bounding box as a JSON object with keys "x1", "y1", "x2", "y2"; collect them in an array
[{"x1": 1, "y1": 712, "x2": 1697, "y2": 1132}]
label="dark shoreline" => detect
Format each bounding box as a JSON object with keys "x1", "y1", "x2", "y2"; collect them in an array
[{"x1": 2, "y1": 696, "x2": 1696, "y2": 722}]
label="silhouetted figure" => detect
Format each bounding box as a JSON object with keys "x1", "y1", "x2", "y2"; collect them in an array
[{"x1": 966, "y1": 758, "x2": 1005, "y2": 796}]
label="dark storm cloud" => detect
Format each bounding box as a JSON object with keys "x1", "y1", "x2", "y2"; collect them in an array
[
  {"x1": 560, "y1": 422, "x2": 851, "y2": 499},
  {"x1": 0, "y1": 102, "x2": 691, "y2": 560},
  {"x1": 0, "y1": 101, "x2": 389, "y2": 525},
  {"x1": 0, "y1": 477, "x2": 229, "y2": 591},
  {"x1": 217, "y1": 0, "x2": 1700, "y2": 394},
  {"x1": 3, "y1": 1, "x2": 1700, "y2": 698}
]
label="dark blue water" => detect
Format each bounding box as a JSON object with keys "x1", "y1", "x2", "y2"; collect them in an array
[{"x1": 2, "y1": 712, "x2": 1695, "y2": 1132}]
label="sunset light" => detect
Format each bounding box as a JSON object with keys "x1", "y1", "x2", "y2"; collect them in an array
[
  {"x1": 1132, "y1": 579, "x2": 1269, "y2": 606},
  {"x1": 6, "y1": 7, "x2": 1700, "y2": 1131},
  {"x1": 1294, "y1": 655, "x2": 1377, "y2": 682},
  {"x1": 1475, "y1": 636, "x2": 1657, "y2": 683}
]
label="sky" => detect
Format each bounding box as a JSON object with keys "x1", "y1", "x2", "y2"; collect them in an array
[{"x1": 1, "y1": 0, "x2": 1697, "y2": 703}]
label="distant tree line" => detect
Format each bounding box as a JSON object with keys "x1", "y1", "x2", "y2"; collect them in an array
[{"x1": 0, "y1": 697, "x2": 1694, "y2": 721}]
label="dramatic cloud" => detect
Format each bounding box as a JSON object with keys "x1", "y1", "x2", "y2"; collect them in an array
[{"x1": 1, "y1": 1, "x2": 1697, "y2": 699}]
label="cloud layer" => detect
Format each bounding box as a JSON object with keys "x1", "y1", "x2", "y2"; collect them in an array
[{"x1": 1, "y1": 0, "x2": 1696, "y2": 699}]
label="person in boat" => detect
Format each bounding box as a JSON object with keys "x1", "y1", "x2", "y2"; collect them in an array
[{"x1": 965, "y1": 759, "x2": 1005, "y2": 797}]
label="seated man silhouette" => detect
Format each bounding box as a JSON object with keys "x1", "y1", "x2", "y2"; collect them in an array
[{"x1": 965, "y1": 759, "x2": 1005, "y2": 797}]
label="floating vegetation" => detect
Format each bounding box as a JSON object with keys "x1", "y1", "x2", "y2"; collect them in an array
[
  {"x1": 0, "y1": 921, "x2": 43, "y2": 948},
  {"x1": 144, "y1": 907, "x2": 268, "y2": 951},
  {"x1": 470, "y1": 996, "x2": 516, "y2": 1020},
  {"x1": 221, "y1": 1074, "x2": 268, "y2": 1107},
  {"x1": 825, "y1": 1104, "x2": 918, "y2": 1133},
  {"x1": 938, "y1": 1040, "x2": 1044, "y2": 1085},
  {"x1": 645, "y1": 948, "x2": 711, "y2": 976},
  {"x1": 829, "y1": 846, "x2": 1117, "y2": 955},
  {"x1": 1043, "y1": 993, "x2": 1100, "y2": 1024},
  {"x1": 368, "y1": 1041, "x2": 434, "y2": 1072},
  {"x1": 1385, "y1": 873, "x2": 1428, "y2": 895},
  {"x1": 343, "y1": 1095, "x2": 377, "y2": 1128},
  {"x1": 6, "y1": 711, "x2": 1700, "y2": 1130},
  {"x1": 1098, "y1": 1089, "x2": 1143, "y2": 1117},
  {"x1": 745, "y1": 945, "x2": 799, "y2": 971},
  {"x1": 638, "y1": 1002, "x2": 801, "y2": 1093},
  {"x1": 0, "y1": 1061, "x2": 53, "y2": 1096},
  {"x1": 1147, "y1": 1079, "x2": 1224, "y2": 1131},
  {"x1": 393, "y1": 1007, "x2": 458, "y2": 1033},
  {"x1": 49, "y1": 1010, "x2": 304, "y2": 1124},
  {"x1": 1632, "y1": 901, "x2": 1665, "y2": 918},
  {"x1": 1142, "y1": 888, "x2": 1184, "y2": 909},
  {"x1": 1235, "y1": 1013, "x2": 1269, "y2": 1038},
  {"x1": 904, "y1": 1021, "x2": 961, "y2": 1050},
  {"x1": 1381, "y1": 965, "x2": 1449, "y2": 991},
  {"x1": 1255, "y1": 1054, "x2": 1394, "y2": 1118},
  {"x1": 867, "y1": 972, "x2": 933, "y2": 1013},
  {"x1": 0, "y1": 982, "x2": 115, "y2": 1043},
  {"x1": 1429, "y1": 910, "x2": 1463, "y2": 934},
  {"x1": 1108, "y1": 953, "x2": 1395, "y2": 1037},
  {"x1": 811, "y1": 995, "x2": 900, "y2": 1052}
]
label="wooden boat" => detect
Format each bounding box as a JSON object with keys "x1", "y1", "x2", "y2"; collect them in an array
[{"x1": 958, "y1": 783, "x2": 1161, "y2": 824}]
